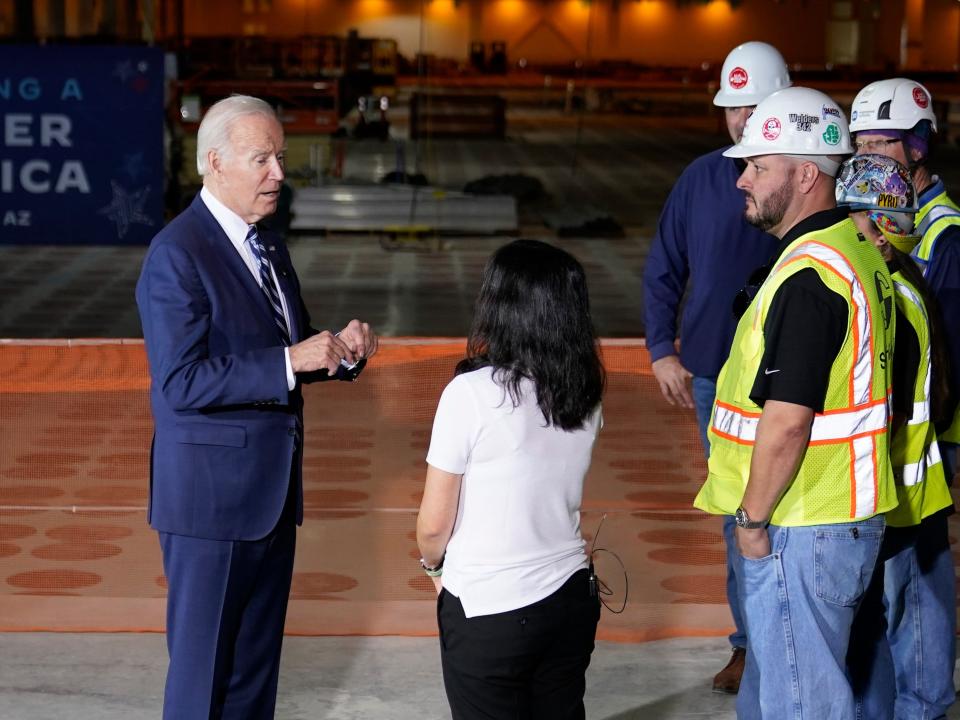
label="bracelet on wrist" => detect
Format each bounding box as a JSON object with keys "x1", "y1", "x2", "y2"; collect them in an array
[{"x1": 420, "y1": 556, "x2": 443, "y2": 577}]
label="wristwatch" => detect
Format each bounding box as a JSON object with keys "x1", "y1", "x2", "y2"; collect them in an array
[{"x1": 734, "y1": 506, "x2": 767, "y2": 530}]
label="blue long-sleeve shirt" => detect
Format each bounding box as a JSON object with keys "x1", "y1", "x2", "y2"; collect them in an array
[{"x1": 643, "y1": 147, "x2": 778, "y2": 378}]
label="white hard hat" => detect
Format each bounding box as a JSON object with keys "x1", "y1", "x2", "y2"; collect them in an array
[
  {"x1": 723, "y1": 87, "x2": 853, "y2": 175},
  {"x1": 849, "y1": 78, "x2": 937, "y2": 134},
  {"x1": 713, "y1": 42, "x2": 792, "y2": 108}
]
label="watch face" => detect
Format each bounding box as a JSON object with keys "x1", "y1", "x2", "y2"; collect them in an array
[{"x1": 735, "y1": 507, "x2": 747, "y2": 527}]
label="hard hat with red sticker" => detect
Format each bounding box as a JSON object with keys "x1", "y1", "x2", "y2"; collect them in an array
[{"x1": 714, "y1": 42, "x2": 791, "y2": 107}]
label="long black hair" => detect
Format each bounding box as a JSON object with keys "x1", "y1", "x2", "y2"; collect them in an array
[
  {"x1": 455, "y1": 239, "x2": 605, "y2": 430},
  {"x1": 889, "y1": 246, "x2": 954, "y2": 427}
]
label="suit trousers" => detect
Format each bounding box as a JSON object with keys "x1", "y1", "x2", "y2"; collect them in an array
[
  {"x1": 437, "y1": 568, "x2": 600, "y2": 720},
  {"x1": 159, "y1": 478, "x2": 297, "y2": 720}
]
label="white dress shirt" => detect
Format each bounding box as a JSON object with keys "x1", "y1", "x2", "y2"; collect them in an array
[{"x1": 200, "y1": 186, "x2": 296, "y2": 390}]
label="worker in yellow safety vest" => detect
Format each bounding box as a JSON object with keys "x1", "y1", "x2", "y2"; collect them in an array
[
  {"x1": 850, "y1": 79, "x2": 960, "y2": 477},
  {"x1": 846, "y1": 88, "x2": 960, "y2": 719},
  {"x1": 693, "y1": 86, "x2": 896, "y2": 720}
]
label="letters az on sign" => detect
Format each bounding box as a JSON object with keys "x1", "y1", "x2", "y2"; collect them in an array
[{"x1": 0, "y1": 46, "x2": 164, "y2": 244}]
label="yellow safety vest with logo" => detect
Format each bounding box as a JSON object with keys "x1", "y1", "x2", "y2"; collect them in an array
[
  {"x1": 694, "y1": 218, "x2": 896, "y2": 526},
  {"x1": 886, "y1": 271, "x2": 953, "y2": 527},
  {"x1": 913, "y1": 183, "x2": 960, "y2": 444}
]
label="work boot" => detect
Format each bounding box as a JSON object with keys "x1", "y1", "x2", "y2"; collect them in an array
[{"x1": 712, "y1": 646, "x2": 746, "y2": 694}]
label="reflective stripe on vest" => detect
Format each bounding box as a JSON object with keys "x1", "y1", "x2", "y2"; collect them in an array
[
  {"x1": 713, "y1": 399, "x2": 887, "y2": 445},
  {"x1": 774, "y1": 241, "x2": 874, "y2": 407},
  {"x1": 916, "y1": 204, "x2": 960, "y2": 239},
  {"x1": 893, "y1": 278, "x2": 931, "y2": 494},
  {"x1": 908, "y1": 400, "x2": 930, "y2": 425},
  {"x1": 894, "y1": 280, "x2": 932, "y2": 431},
  {"x1": 900, "y1": 440, "x2": 942, "y2": 488},
  {"x1": 852, "y1": 435, "x2": 878, "y2": 518},
  {"x1": 914, "y1": 189, "x2": 960, "y2": 271}
]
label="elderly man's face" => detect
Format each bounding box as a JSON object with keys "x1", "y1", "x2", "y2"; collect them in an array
[
  {"x1": 215, "y1": 114, "x2": 285, "y2": 224},
  {"x1": 736, "y1": 154, "x2": 796, "y2": 234}
]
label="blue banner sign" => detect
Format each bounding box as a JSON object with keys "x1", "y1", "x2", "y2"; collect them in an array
[{"x1": 1, "y1": 45, "x2": 164, "y2": 244}]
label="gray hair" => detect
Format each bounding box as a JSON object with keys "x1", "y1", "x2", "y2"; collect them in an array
[{"x1": 196, "y1": 95, "x2": 278, "y2": 176}]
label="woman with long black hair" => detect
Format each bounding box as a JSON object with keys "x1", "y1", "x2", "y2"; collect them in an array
[{"x1": 416, "y1": 239, "x2": 605, "y2": 720}]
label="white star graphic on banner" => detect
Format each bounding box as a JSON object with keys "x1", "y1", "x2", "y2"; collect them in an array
[
  {"x1": 98, "y1": 181, "x2": 154, "y2": 239},
  {"x1": 113, "y1": 60, "x2": 134, "y2": 82}
]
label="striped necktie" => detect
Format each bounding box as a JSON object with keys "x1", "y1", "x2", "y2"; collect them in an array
[{"x1": 246, "y1": 225, "x2": 291, "y2": 346}]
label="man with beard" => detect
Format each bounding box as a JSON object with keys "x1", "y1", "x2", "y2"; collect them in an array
[
  {"x1": 642, "y1": 41, "x2": 789, "y2": 692},
  {"x1": 694, "y1": 86, "x2": 897, "y2": 720}
]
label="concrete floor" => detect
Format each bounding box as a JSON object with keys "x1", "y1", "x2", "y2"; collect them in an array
[
  {"x1": 1, "y1": 634, "x2": 959, "y2": 719},
  {"x1": 0, "y1": 634, "x2": 741, "y2": 719}
]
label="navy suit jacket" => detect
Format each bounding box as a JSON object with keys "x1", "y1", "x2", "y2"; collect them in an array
[{"x1": 137, "y1": 194, "x2": 323, "y2": 541}]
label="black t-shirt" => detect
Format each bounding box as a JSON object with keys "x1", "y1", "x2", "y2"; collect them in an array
[
  {"x1": 750, "y1": 208, "x2": 859, "y2": 412},
  {"x1": 890, "y1": 277, "x2": 921, "y2": 420},
  {"x1": 750, "y1": 267, "x2": 849, "y2": 410}
]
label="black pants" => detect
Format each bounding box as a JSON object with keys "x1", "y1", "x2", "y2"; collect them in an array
[{"x1": 438, "y1": 568, "x2": 601, "y2": 720}]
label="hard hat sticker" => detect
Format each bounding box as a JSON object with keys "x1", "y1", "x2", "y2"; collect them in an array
[
  {"x1": 822, "y1": 123, "x2": 841, "y2": 145},
  {"x1": 877, "y1": 193, "x2": 904, "y2": 209},
  {"x1": 822, "y1": 106, "x2": 841, "y2": 120},
  {"x1": 762, "y1": 117, "x2": 781, "y2": 140},
  {"x1": 729, "y1": 67, "x2": 749, "y2": 89},
  {"x1": 912, "y1": 87, "x2": 929, "y2": 109},
  {"x1": 789, "y1": 113, "x2": 819, "y2": 132}
]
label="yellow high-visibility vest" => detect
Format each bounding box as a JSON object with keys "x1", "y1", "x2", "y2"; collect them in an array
[
  {"x1": 886, "y1": 271, "x2": 953, "y2": 527},
  {"x1": 913, "y1": 184, "x2": 960, "y2": 445},
  {"x1": 695, "y1": 217, "x2": 896, "y2": 526}
]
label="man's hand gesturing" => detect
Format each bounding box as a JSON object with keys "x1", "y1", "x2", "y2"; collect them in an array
[
  {"x1": 289, "y1": 331, "x2": 353, "y2": 375},
  {"x1": 288, "y1": 320, "x2": 378, "y2": 376},
  {"x1": 336, "y1": 319, "x2": 378, "y2": 362}
]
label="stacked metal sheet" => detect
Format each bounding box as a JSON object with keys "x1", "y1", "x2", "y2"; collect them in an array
[{"x1": 289, "y1": 185, "x2": 518, "y2": 234}]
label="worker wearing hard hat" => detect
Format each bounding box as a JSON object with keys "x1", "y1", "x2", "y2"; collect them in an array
[
  {"x1": 846, "y1": 78, "x2": 958, "y2": 720},
  {"x1": 695, "y1": 86, "x2": 896, "y2": 719}
]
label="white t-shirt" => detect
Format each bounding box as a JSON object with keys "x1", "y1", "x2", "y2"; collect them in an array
[{"x1": 426, "y1": 367, "x2": 601, "y2": 618}]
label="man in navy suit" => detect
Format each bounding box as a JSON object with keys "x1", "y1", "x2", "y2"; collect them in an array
[{"x1": 136, "y1": 95, "x2": 378, "y2": 719}]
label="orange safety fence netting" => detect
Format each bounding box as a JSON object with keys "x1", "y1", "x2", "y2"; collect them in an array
[{"x1": 2, "y1": 339, "x2": 956, "y2": 641}]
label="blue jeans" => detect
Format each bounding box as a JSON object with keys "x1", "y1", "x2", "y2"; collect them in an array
[
  {"x1": 848, "y1": 525, "x2": 913, "y2": 720},
  {"x1": 692, "y1": 376, "x2": 716, "y2": 458},
  {"x1": 736, "y1": 517, "x2": 885, "y2": 720},
  {"x1": 849, "y1": 514, "x2": 956, "y2": 720},
  {"x1": 692, "y1": 375, "x2": 747, "y2": 651},
  {"x1": 885, "y1": 512, "x2": 955, "y2": 719}
]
